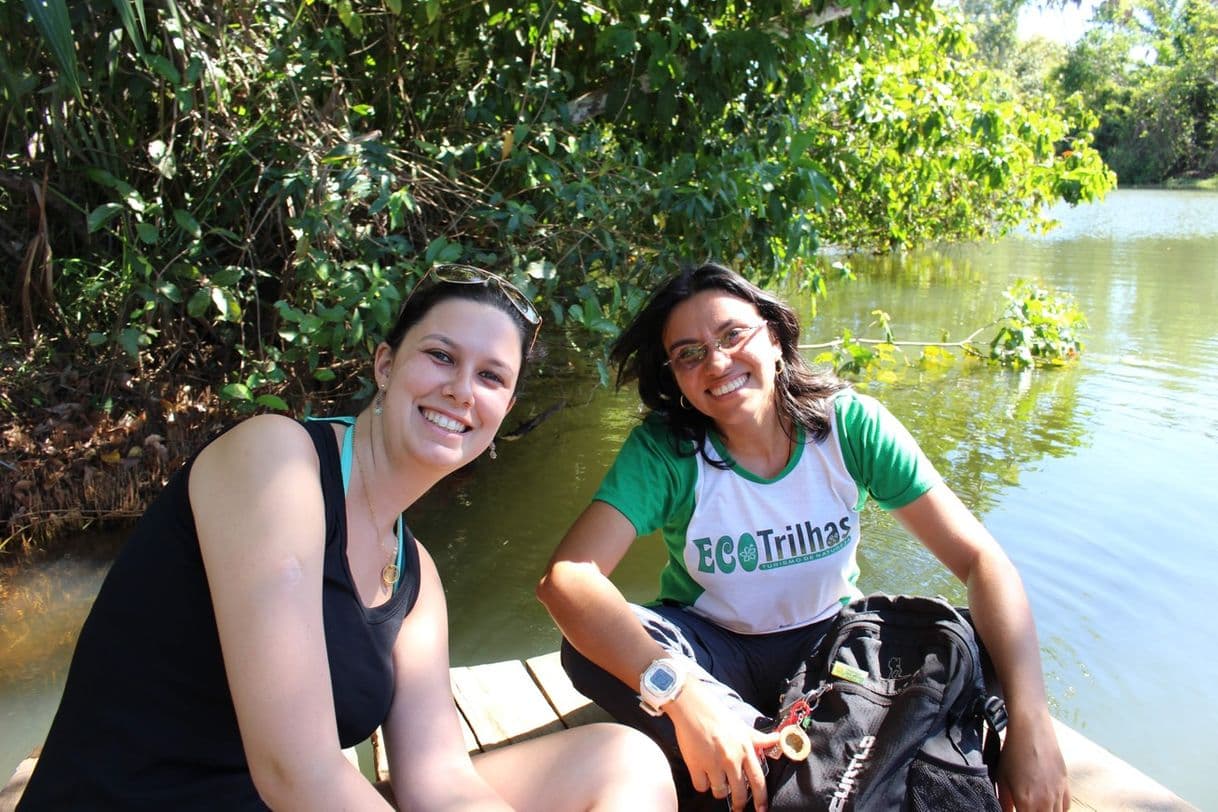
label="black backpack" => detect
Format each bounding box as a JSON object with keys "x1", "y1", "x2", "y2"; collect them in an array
[{"x1": 762, "y1": 594, "x2": 1007, "y2": 812}]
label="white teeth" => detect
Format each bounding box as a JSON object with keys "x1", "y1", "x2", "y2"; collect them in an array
[
  {"x1": 710, "y1": 375, "x2": 747, "y2": 397},
  {"x1": 422, "y1": 409, "x2": 466, "y2": 432}
]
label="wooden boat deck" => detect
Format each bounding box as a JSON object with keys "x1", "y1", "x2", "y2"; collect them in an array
[{"x1": 3, "y1": 651, "x2": 1198, "y2": 810}]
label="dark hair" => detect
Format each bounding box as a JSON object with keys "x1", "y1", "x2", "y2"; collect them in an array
[
  {"x1": 611, "y1": 262, "x2": 848, "y2": 464},
  {"x1": 384, "y1": 279, "x2": 539, "y2": 391}
]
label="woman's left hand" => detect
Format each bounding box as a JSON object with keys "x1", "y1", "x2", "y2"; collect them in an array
[{"x1": 997, "y1": 710, "x2": 1071, "y2": 812}]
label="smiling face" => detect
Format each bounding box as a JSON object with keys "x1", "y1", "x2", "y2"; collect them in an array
[
  {"x1": 374, "y1": 297, "x2": 521, "y2": 476},
  {"x1": 662, "y1": 290, "x2": 783, "y2": 435}
]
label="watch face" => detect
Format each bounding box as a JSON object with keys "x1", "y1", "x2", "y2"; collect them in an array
[{"x1": 650, "y1": 668, "x2": 676, "y2": 692}]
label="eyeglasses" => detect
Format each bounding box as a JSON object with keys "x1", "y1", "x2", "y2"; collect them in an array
[
  {"x1": 664, "y1": 323, "x2": 765, "y2": 372},
  {"x1": 403, "y1": 263, "x2": 542, "y2": 350}
]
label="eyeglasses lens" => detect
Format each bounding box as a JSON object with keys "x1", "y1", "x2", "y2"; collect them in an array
[{"x1": 668, "y1": 325, "x2": 760, "y2": 371}]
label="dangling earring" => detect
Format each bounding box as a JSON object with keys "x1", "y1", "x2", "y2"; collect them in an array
[
  {"x1": 776, "y1": 357, "x2": 785, "y2": 376},
  {"x1": 488, "y1": 441, "x2": 498, "y2": 460},
  {"x1": 373, "y1": 384, "x2": 386, "y2": 416},
  {"x1": 679, "y1": 395, "x2": 692, "y2": 410}
]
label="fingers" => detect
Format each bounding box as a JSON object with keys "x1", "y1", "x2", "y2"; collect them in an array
[
  {"x1": 752, "y1": 728, "x2": 781, "y2": 751},
  {"x1": 998, "y1": 780, "x2": 1015, "y2": 812},
  {"x1": 741, "y1": 748, "x2": 769, "y2": 812},
  {"x1": 689, "y1": 769, "x2": 711, "y2": 794},
  {"x1": 705, "y1": 755, "x2": 768, "y2": 812},
  {"x1": 998, "y1": 774, "x2": 1073, "y2": 812},
  {"x1": 699, "y1": 772, "x2": 728, "y2": 799}
]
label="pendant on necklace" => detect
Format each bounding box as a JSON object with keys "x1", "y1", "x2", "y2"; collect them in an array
[{"x1": 381, "y1": 562, "x2": 399, "y2": 589}]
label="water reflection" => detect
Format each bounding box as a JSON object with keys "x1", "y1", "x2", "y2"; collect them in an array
[{"x1": 0, "y1": 553, "x2": 112, "y2": 782}]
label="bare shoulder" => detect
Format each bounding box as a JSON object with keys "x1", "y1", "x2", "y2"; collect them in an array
[
  {"x1": 189, "y1": 415, "x2": 326, "y2": 543},
  {"x1": 193, "y1": 414, "x2": 318, "y2": 482},
  {"x1": 413, "y1": 540, "x2": 443, "y2": 594}
]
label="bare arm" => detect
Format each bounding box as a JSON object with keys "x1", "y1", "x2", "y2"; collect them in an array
[
  {"x1": 191, "y1": 415, "x2": 390, "y2": 810},
  {"x1": 382, "y1": 542, "x2": 514, "y2": 811},
  {"x1": 537, "y1": 501, "x2": 776, "y2": 812},
  {"x1": 892, "y1": 483, "x2": 1070, "y2": 812},
  {"x1": 536, "y1": 502, "x2": 667, "y2": 688}
]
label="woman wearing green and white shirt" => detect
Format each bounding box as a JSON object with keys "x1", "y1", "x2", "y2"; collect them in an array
[{"x1": 537, "y1": 263, "x2": 1068, "y2": 812}]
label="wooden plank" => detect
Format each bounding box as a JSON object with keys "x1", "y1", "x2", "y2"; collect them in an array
[
  {"x1": 450, "y1": 659, "x2": 564, "y2": 751},
  {"x1": 370, "y1": 728, "x2": 391, "y2": 782},
  {"x1": 525, "y1": 651, "x2": 613, "y2": 728},
  {"x1": 455, "y1": 704, "x2": 481, "y2": 754}
]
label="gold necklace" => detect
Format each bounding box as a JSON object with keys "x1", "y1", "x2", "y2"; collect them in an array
[{"x1": 354, "y1": 416, "x2": 399, "y2": 590}]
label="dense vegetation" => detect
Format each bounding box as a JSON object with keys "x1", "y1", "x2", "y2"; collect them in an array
[
  {"x1": 973, "y1": 0, "x2": 1218, "y2": 187},
  {"x1": 2, "y1": 0, "x2": 1114, "y2": 547},
  {"x1": 1060, "y1": 0, "x2": 1217, "y2": 185}
]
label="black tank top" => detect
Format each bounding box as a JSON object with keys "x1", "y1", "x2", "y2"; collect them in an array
[{"x1": 17, "y1": 420, "x2": 420, "y2": 810}]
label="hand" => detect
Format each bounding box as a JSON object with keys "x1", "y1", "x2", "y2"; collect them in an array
[
  {"x1": 997, "y1": 711, "x2": 1071, "y2": 811},
  {"x1": 664, "y1": 680, "x2": 780, "y2": 812}
]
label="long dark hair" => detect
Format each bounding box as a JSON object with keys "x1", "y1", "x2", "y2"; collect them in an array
[
  {"x1": 384, "y1": 279, "x2": 539, "y2": 392},
  {"x1": 611, "y1": 262, "x2": 848, "y2": 465}
]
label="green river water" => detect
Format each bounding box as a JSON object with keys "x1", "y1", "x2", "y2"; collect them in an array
[{"x1": 3, "y1": 188, "x2": 1216, "y2": 807}]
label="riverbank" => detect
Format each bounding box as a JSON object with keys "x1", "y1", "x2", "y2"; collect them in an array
[
  {"x1": 1163, "y1": 174, "x2": 1218, "y2": 191},
  {"x1": 0, "y1": 359, "x2": 230, "y2": 561},
  {"x1": 0, "y1": 341, "x2": 567, "y2": 563}
]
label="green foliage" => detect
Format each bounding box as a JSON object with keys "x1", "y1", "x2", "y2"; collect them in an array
[
  {"x1": 1054, "y1": 0, "x2": 1218, "y2": 185},
  {"x1": 1, "y1": 0, "x2": 1109, "y2": 410},
  {"x1": 810, "y1": 280, "x2": 1086, "y2": 378},
  {"x1": 810, "y1": 7, "x2": 1115, "y2": 251},
  {"x1": 989, "y1": 280, "x2": 1086, "y2": 367}
]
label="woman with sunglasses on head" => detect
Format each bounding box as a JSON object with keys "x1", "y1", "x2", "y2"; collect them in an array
[
  {"x1": 17, "y1": 266, "x2": 676, "y2": 812},
  {"x1": 537, "y1": 263, "x2": 1069, "y2": 812}
]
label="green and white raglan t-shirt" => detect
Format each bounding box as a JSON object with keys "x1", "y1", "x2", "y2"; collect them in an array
[{"x1": 593, "y1": 391, "x2": 941, "y2": 635}]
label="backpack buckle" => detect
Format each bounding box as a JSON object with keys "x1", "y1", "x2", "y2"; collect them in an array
[{"x1": 983, "y1": 695, "x2": 1008, "y2": 733}]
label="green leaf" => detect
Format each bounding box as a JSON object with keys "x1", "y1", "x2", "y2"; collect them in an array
[
  {"x1": 424, "y1": 237, "x2": 462, "y2": 264},
  {"x1": 174, "y1": 208, "x2": 202, "y2": 238},
  {"x1": 111, "y1": 0, "x2": 147, "y2": 55},
  {"x1": 117, "y1": 327, "x2": 146, "y2": 360},
  {"x1": 87, "y1": 203, "x2": 124, "y2": 233},
  {"x1": 254, "y1": 394, "x2": 290, "y2": 411},
  {"x1": 136, "y1": 221, "x2": 159, "y2": 244},
  {"x1": 211, "y1": 287, "x2": 241, "y2": 321},
  {"x1": 335, "y1": 0, "x2": 364, "y2": 35},
  {"x1": 23, "y1": 0, "x2": 82, "y2": 99},
  {"x1": 210, "y1": 266, "x2": 242, "y2": 286},
  {"x1": 156, "y1": 280, "x2": 183, "y2": 303},
  {"x1": 186, "y1": 288, "x2": 211, "y2": 318},
  {"x1": 146, "y1": 54, "x2": 181, "y2": 85},
  {"x1": 220, "y1": 383, "x2": 253, "y2": 401},
  {"x1": 275, "y1": 301, "x2": 306, "y2": 323}
]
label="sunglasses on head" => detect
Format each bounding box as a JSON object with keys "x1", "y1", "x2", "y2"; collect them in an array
[{"x1": 403, "y1": 264, "x2": 542, "y2": 351}]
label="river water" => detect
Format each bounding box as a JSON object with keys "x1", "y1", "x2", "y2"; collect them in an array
[{"x1": 2, "y1": 189, "x2": 1216, "y2": 806}]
